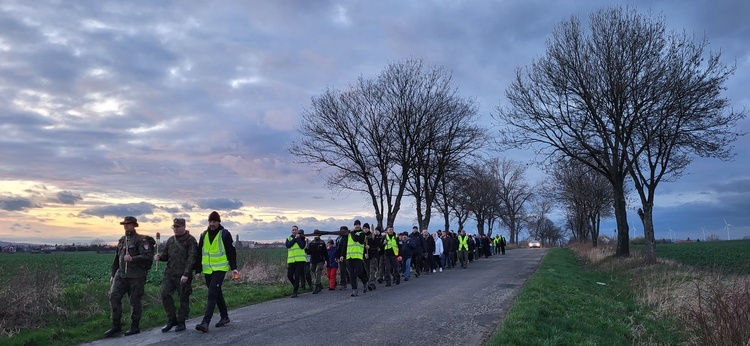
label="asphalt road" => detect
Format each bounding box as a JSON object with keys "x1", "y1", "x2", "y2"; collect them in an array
[{"x1": 84, "y1": 248, "x2": 547, "y2": 346}]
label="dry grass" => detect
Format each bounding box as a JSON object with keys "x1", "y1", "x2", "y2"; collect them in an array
[
  {"x1": 236, "y1": 262, "x2": 287, "y2": 285},
  {"x1": 569, "y1": 243, "x2": 750, "y2": 346},
  {"x1": 0, "y1": 265, "x2": 66, "y2": 337}
]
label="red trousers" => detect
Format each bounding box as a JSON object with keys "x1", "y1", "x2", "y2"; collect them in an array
[{"x1": 326, "y1": 268, "x2": 337, "y2": 289}]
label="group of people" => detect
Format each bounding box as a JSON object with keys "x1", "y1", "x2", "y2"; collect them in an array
[
  {"x1": 104, "y1": 211, "x2": 239, "y2": 338},
  {"x1": 104, "y1": 212, "x2": 508, "y2": 339},
  {"x1": 285, "y1": 220, "x2": 508, "y2": 298}
]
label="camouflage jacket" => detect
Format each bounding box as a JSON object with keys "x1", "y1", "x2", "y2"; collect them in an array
[
  {"x1": 157, "y1": 231, "x2": 199, "y2": 278},
  {"x1": 111, "y1": 232, "x2": 155, "y2": 279}
]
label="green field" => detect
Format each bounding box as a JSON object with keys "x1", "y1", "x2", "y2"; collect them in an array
[
  {"x1": 650, "y1": 239, "x2": 750, "y2": 274},
  {"x1": 0, "y1": 248, "x2": 289, "y2": 346}
]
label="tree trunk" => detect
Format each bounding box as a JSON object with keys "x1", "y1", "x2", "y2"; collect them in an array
[
  {"x1": 612, "y1": 183, "x2": 630, "y2": 257},
  {"x1": 638, "y1": 206, "x2": 656, "y2": 264}
]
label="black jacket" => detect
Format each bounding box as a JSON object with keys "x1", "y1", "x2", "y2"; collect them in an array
[
  {"x1": 409, "y1": 232, "x2": 424, "y2": 255},
  {"x1": 306, "y1": 238, "x2": 328, "y2": 264}
]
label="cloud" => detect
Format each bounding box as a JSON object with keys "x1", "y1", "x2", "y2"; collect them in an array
[
  {"x1": 0, "y1": 196, "x2": 40, "y2": 211},
  {"x1": 195, "y1": 198, "x2": 244, "y2": 210},
  {"x1": 56, "y1": 190, "x2": 83, "y2": 205},
  {"x1": 79, "y1": 202, "x2": 157, "y2": 218}
]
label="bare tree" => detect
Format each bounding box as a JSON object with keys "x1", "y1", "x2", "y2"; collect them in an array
[
  {"x1": 626, "y1": 30, "x2": 745, "y2": 263},
  {"x1": 494, "y1": 159, "x2": 534, "y2": 244},
  {"x1": 494, "y1": 6, "x2": 744, "y2": 256},
  {"x1": 549, "y1": 158, "x2": 614, "y2": 247},
  {"x1": 291, "y1": 59, "x2": 479, "y2": 230},
  {"x1": 404, "y1": 74, "x2": 486, "y2": 230},
  {"x1": 91, "y1": 238, "x2": 106, "y2": 247},
  {"x1": 441, "y1": 167, "x2": 474, "y2": 233},
  {"x1": 462, "y1": 161, "x2": 498, "y2": 236}
]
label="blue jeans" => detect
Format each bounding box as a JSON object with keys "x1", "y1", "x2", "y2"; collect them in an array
[{"x1": 404, "y1": 257, "x2": 412, "y2": 279}]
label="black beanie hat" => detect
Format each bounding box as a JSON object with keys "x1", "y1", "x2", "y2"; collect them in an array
[
  {"x1": 208, "y1": 211, "x2": 221, "y2": 222},
  {"x1": 363, "y1": 223, "x2": 370, "y2": 229},
  {"x1": 354, "y1": 219, "x2": 361, "y2": 226}
]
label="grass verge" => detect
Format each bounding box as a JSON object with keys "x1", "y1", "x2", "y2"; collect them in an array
[
  {"x1": 486, "y1": 248, "x2": 681, "y2": 346},
  {"x1": 4, "y1": 282, "x2": 290, "y2": 346}
]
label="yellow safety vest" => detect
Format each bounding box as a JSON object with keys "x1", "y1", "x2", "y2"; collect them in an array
[
  {"x1": 287, "y1": 237, "x2": 306, "y2": 263},
  {"x1": 346, "y1": 234, "x2": 364, "y2": 260},
  {"x1": 458, "y1": 235, "x2": 469, "y2": 251},
  {"x1": 384, "y1": 234, "x2": 399, "y2": 256},
  {"x1": 202, "y1": 231, "x2": 230, "y2": 274}
]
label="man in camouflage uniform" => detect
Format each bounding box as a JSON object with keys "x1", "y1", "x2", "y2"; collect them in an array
[
  {"x1": 104, "y1": 216, "x2": 155, "y2": 338},
  {"x1": 154, "y1": 218, "x2": 198, "y2": 332}
]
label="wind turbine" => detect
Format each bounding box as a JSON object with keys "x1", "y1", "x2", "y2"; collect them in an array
[
  {"x1": 724, "y1": 219, "x2": 732, "y2": 241},
  {"x1": 701, "y1": 227, "x2": 706, "y2": 242},
  {"x1": 668, "y1": 227, "x2": 674, "y2": 243}
]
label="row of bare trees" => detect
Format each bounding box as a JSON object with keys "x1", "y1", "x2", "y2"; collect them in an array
[
  {"x1": 495, "y1": 6, "x2": 745, "y2": 261},
  {"x1": 290, "y1": 60, "x2": 546, "y2": 242}
]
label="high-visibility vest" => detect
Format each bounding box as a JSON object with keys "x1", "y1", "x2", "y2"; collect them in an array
[
  {"x1": 458, "y1": 235, "x2": 469, "y2": 251},
  {"x1": 202, "y1": 231, "x2": 230, "y2": 274},
  {"x1": 287, "y1": 237, "x2": 306, "y2": 264},
  {"x1": 384, "y1": 234, "x2": 399, "y2": 256},
  {"x1": 346, "y1": 234, "x2": 364, "y2": 260}
]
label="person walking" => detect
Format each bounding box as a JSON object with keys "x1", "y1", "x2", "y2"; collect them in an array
[
  {"x1": 409, "y1": 227, "x2": 424, "y2": 278},
  {"x1": 433, "y1": 231, "x2": 444, "y2": 272},
  {"x1": 286, "y1": 225, "x2": 307, "y2": 298},
  {"x1": 499, "y1": 234, "x2": 507, "y2": 255},
  {"x1": 337, "y1": 226, "x2": 368, "y2": 296},
  {"x1": 457, "y1": 230, "x2": 469, "y2": 269},
  {"x1": 105, "y1": 216, "x2": 155, "y2": 338},
  {"x1": 306, "y1": 233, "x2": 328, "y2": 294},
  {"x1": 364, "y1": 224, "x2": 381, "y2": 291},
  {"x1": 195, "y1": 211, "x2": 239, "y2": 333},
  {"x1": 442, "y1": 231, "x2": 454, "y2": 269},
  {"x1": 301, "y1": 230, "x2": 313, "y2": 291},
  {"x1": 325, "y1": 239, "x2": 338, "y2": 290},
  {"x1": 382, "y1": 226, "x2": 400, "y2": 286},
  {"x1": 154, "y1": 218, "x2": 198, "y2": 333},
  {"x1": 400, "y1": 231, "x2": 415, "y2": 281},
  {"x1": 335, "y1": 233, "x2": 350, "y2": 290},
  {"x1": 422, "y1": 229, "x2": 435, "y2": 274}
]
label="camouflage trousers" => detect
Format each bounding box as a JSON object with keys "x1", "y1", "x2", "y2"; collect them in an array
[
  {"x1": 367, "y1": 255, "x2": 381, "y2": 283},
  {"x1": 109, "y1": 276, "x2": 146, "y2": 322},
  {"x1": 311, "y1": 262, "x2": 325, "y2": 285},
  {"x1": 161, "y1": 275, "x2": 193, "y2": 322}
]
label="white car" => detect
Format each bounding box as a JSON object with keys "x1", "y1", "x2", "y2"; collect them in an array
[{"x1": 528, "y1": 241, "x2": 541, "y2": 248}]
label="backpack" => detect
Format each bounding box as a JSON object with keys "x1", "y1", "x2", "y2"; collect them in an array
[{"x1": 140, "y1": 235, "x2": 157, "y2": 270}]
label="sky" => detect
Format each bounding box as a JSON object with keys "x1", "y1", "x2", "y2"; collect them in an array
[{"x1": 0, "y1": 0, "x2": 748, "y2": 246}]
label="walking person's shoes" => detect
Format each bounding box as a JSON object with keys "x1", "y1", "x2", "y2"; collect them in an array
[
  {"x1": 215, "y1": 317, "x2": 230, "y2": 327},
  {"x1": 174, "y1": 321, "x2": 186, "y2": 332},
  {"x1": 103, "y1": 321, "x2": 121, "y2": 338},
  {"x1": 123, "y1": 320, "x2": 140, "y2": 336},
  {"x1": 162, "y1": 319, "x2": 178, "y2": 332},
  {"x1": 290, "y1": 291, "x2": 298, "y2": 298},
  {"x1": 195, "y1": 322, "x2": 209, "y2": 333},
  {"x1": 351, "y1": 289, "x2": 358, "y2": 297}
]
